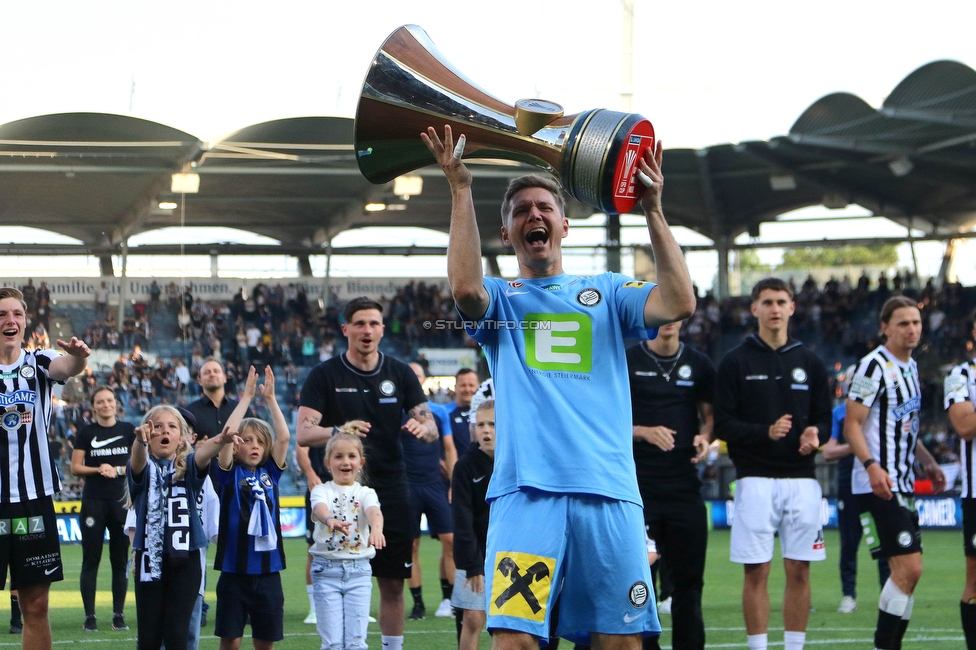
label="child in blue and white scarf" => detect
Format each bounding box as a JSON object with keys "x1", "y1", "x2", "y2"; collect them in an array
[{"x1": 211, "y1": 366, "x2": 291, "y2": 650}]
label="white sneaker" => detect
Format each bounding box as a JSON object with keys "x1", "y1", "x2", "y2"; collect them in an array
[
  {"x1": 303, "y1": 611, "x2": 317, "y2": 625},
  {"x1": 435, "y1": 598, "x2": 454, "y2": 617},
  {"x1": 657, "y1": 596, "x2": 672, "y2": 615},
  {"x1": 368, "y1": 615, "x2": 377, "y2": 623},
  {"x1": 838, "y1": 596, "x2": 857, "y2": 613}
]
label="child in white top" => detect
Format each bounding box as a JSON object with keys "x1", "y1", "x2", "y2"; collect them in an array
[{"x1": 309, "y1": 433, "x2": 385, "y2": 650}]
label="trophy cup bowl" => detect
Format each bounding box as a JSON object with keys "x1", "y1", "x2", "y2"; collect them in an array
[{"x1": 354, "y1": 25, "x2": 655, "y2": 214}]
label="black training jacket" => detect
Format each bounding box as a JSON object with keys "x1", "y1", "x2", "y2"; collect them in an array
[
  {"x1": 714, "y1": 334, "x2": 832, "y2": 479},
  {"x1": 451, "y1": 445, "x2": 493, "y2": 577}
]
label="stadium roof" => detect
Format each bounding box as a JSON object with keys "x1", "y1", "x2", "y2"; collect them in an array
[{"x1": 1, "y1": 59, "x2": 975, "y2": 264}]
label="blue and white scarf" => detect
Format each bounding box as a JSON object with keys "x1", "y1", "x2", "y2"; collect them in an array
[{"x1": 245, "y1": 475, "x2": 277, "y2": 552}]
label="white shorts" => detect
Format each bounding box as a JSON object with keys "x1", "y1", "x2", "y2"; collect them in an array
[{"x1": 730, "y1": 477, "x2": 826, "y2": 564}]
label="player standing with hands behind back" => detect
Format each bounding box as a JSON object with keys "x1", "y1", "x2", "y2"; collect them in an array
[
  {"x1": 421, "y1": 122, "x2": 695, "y2": 650},
  {"x1": 845, "y1": 296, "x2": 945, "y2": 650}
]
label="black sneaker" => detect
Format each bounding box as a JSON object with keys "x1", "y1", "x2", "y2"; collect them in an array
[
  {"x1": 112, "y1": 614, "x2": 129, "y2": 631},
  {"x1": 8, "y1": 621, "x2": 22, "y2": 634},
  {"x1": 83, "y1": 615, "x2": 97, "y2": 632},
  {"x1": 408, "y1": 602, "x2": 426, "y2": 621},
  {"x1": 200, "y1": 612, "x2": 208, "y2": 627}
]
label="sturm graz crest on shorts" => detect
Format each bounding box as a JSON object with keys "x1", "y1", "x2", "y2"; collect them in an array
[
  {"x1": 576, "y1": 289, "x2": 602, "y2": 307},
  {"x1": 897, "y1": 531, "x2": 913, "y2": 547},
  {"x1": 629, "y1": 581, "x2": 648, "y2": 608}
]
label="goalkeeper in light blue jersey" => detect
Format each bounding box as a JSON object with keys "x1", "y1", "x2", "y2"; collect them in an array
[{"x1": 422, "y1": 125, "x2": 695, "y2": 649}]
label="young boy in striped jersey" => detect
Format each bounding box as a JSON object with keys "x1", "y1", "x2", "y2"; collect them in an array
[{"x1": 212, "y1": 366, "x2": 290, "y2": 650}]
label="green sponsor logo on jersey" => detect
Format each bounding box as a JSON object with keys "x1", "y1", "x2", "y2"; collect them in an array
[{"x1": 523, "y1": 313, "x2": 592, "y2": 372}]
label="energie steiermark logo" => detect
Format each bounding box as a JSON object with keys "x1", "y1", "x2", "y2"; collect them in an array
[{"x1": 523, "y1": 313, "x2": 592, "y2": 373}]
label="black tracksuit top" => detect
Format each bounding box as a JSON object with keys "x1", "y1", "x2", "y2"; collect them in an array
[{"x1": 714, "y1": 334, "x2": 833, "y2": 479}]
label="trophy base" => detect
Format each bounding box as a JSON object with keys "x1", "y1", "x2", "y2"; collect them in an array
[{"x1": 562, "y1": 110, "x2": 655, "y2": 215}]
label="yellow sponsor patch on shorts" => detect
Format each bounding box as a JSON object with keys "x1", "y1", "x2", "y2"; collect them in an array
[{"x1": 488, "y1": 551, "x2": 555, "y2": 622}]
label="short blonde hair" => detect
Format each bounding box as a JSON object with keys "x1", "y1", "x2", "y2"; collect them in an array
[
  {"x1": 0, "y1": 288, "x2": 27, "y2": 311},
  {"x1": 238, "y1": 418, "x2": 274, "y2": 466}
]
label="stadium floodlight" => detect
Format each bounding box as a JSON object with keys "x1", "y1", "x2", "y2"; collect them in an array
[
  {"x1": 393, "y1": 175, "x2": 423, "y2": 200},
  {"x1": 171, "y1": 172, "x2": 200, "y2": 193},
  {"x1": 888, "y1": 156, "x2": 913, "y2": 177},
  {"x1": 158, "y1": 201, "x2": 178, "y2": 210},
  {"x1": 365, "y1": 203, "x2": 386, "y2": 212},
  {"x1": 769, "y1": 173, "x2": 797, "y2": 191}
]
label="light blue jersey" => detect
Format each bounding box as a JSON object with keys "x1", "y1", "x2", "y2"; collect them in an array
[{"x1": 466, "y1": 272, "x2": 657, "y2": 505}]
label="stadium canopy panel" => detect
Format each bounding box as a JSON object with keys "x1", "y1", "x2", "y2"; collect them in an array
[{"x1": 1, "y1": 59, "x2": 975, "y2": 263}]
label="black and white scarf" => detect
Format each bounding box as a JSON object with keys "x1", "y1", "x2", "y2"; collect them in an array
[{"x1": 136, "y1": 459, "x2": 190, "y2": 582}]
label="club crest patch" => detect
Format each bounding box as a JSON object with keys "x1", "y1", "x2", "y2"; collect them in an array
[
  {"x1": 576, "y1": 289, "x2": 602, "y2": 307},
  {"x1": 19, "y1": 366, "x2": 34, "y2": 379},
  {"x1": 1, "y1": 410, "x2": 22, "y2": 431},
  {"x1": 379, "y1": 380, "x2": 395, "y2": 396},
  {"x1": 629, "y1": 581, "x2": 649, "y2": 608}
]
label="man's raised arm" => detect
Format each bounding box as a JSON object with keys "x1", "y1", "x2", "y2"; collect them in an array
[
  {"x1": 422, "y1": 125, "x2": 489, "y2": 320},
  {"x1": 636, "y1": 142, "x2": 696, "y2": 327}
]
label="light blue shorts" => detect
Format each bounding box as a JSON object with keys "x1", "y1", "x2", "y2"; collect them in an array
[{"x1": 484, "y1": 490, "x2": 660, "y2": 645}]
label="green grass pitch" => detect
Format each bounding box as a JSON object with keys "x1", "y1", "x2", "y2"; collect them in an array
[{"x1": 2, "y1": 529, "x2": 967, "y2": 648}]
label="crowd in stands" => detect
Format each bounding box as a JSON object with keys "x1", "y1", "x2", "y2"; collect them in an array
[{"x1": 22, "y1": 270, "x2": 976, "y2": 499}]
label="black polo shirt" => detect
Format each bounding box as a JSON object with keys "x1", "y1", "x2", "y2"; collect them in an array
[
  {"x1": 185, "y1": 394, "x2": 253, "y2": 439},
  {"x1": 628, "y1": 342, "x2": 715, "y2": 499}
]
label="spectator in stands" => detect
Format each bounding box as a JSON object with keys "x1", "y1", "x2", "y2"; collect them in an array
[
  {"x1": 20, "y1": 280, "x2": 37, "y2": 313},
  {"x1": 94, "y1": 281, "x2": 109, "y2": 317},
  {"x1": 148, "y1": 280, "x2": 161, "y2": 313},
  {"x1": 174, "y1": 358, "x2": 191, "y2": 403}
]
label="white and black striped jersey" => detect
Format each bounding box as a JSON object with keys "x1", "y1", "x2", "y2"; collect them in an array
[
  {"x1": 0, "y1": 349, "x2": 63, "y2": 502},
  {"x1": 945, "y1": 360, "x2": 976, "y2": 498},
  {"x1": 847, "y1": 345, "x2": 921, "y2": 495}
]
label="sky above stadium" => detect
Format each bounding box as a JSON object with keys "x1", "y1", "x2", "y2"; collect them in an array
[
  {"x1": 2, "y1": 0, "x2": 975, "y2": 287},
  {"x1": 5, "y1": 0, "x2": 975, "y2": 147}
]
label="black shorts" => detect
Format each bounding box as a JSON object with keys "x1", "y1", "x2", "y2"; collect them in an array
[
  {"x1": 0, "y1": 496, "x2": 63, "y2": 590},
  {"x1": 963, "y1": 499, "x2": 976, "y2": 557},
  {"x1": 408, "y1": 481, "x2": 453, "y2": 538},
  {"x1": 370, "y1": 487, "x2": 413, "y2": 580},
  {"x1": 214, "y1": 572, "x2": 284, "y2": 641},
  {"x1": 858, "y1": 492, "x2": 922, "y2": 559}
]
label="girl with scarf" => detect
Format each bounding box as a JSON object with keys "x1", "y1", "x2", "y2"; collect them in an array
[
  {"x1": 212, "y1": 366, "x2": 290, "y2": 650},
  {"x1": 128, "y1": 405, "x2": 238, "y2": 650}
]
